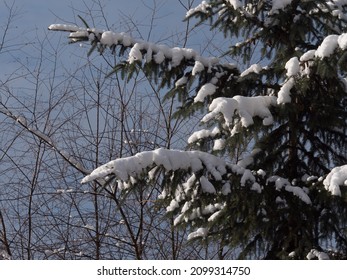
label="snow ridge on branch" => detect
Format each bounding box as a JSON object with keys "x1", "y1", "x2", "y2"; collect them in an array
[
  {"x1": 81, "y1": 148, "x2": 228, "y2": 183},
  {"x1": 81, "y1": 147, "x2": 312, "y2": 204},
  {"x1": 48, "y1": 24, "x2": 220, "y2": 70}
]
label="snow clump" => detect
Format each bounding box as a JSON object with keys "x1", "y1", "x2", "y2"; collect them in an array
[
  {"x1": 186, "y1": 1, "x2": 211, "y2": 18},
  {"x1": 315, "y1": 35, "x2": 339, "y2": 58},
  {"x1": 285, "y1": 57, "x2": 300, "y2": 77},
  {"x1": 227, "y1": 0, "x2": 242, "y2": 10},
  {"x1": 323, "y1": 165, "x2": 347, "y2": 196},
  {"x1": 306, "y1": 249, "x2": 330, "y2": 260},
  {"x1": 81, "y1": 148, "x2": 227, "y2": 183},
  {"x1": 202, "y1": 95, "x2": 277, "y2": 134},
  {"x1": 267, "y1": 176, "x2": 312, "y2": 204},
  {"x1": 187, "y1": 227, "x2": 208, "y2": 240},
  {"x1": 194, "y1": 83, "x2": 218, "y2": 103},
  {"x1": 240, "y1": 64, "x2": 262, "y2": 77}
]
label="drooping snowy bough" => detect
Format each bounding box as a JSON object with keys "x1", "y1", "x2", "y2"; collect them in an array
[{"x1": 80, "y1": 147, "x2": 313, "y2": 238}]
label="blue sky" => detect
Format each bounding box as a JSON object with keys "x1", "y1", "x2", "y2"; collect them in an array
[
  {"x1": 1, "y1": 0, "x2": 202, "y2": 83},
  {"x1": 3, "y1": 0, "x2": 189, "y2": 39},
  {"x1": 1, "y1": 0, "x2": 226, "y2": 79},
  {"x1": 0, "y1": 0, "x2": 188, "y2": 54}
]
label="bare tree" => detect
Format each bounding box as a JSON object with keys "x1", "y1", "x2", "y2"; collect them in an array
[{"x1": 0, "y1": 0, "x2": 234, "y2": 260}]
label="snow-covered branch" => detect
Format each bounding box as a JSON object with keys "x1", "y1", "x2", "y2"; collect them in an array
[
  {"x1": 276, "y1": 32, "x2": 347, "y2": 104},
  {"x1": 81, "y1": 148, "x2": 228, "y2": 183},
  {"x1": 201, "y1": 95, "x2": 277, "y2": 136},
  {"x1": 48, "y1": 23, "x2": 220, "y2": 70},
  {"x1": 81, "y1": 147, "x2": 314, "y2": 205}
]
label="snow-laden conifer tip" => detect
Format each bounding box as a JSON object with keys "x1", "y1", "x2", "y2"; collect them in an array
[{"x1": 48, "y1": 24, "x2": 84, "y2": 32}]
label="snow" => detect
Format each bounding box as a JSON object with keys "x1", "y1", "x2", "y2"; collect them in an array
[
  {"x1": 277, "y1": 77, "x2": 295, "y2": 104},
  {"x1": 332, "y1": 0, "x2": 347, "y2": 6},
  {"x1": 338, "y1": 33, "x2": 347, "y2": 50},
  {"x1": 194, "y1": 83, "x2": 217, "y2": 103},
  {"x1": 240, "y1": 169, "x2": 255, "y2": 186},
  {"x1": 303, "y1": 175, "x2": 318, "y2": 182},
  {"x1": 166, "y1": 199, "x2": 180, "y2": 212},
  {"x1": 200, "y1": 176, "x2": 216, "y2": 194},
  {"x1": 100, "y1": 31, "x2": 121, "y2": 46},
  {"x1": 325, "y1": 1, "x2": 347, "y2": 19},
  {"x1": 186, "y1": 1, "x2": 211, "y2": 18},
  {"x1": 233, "y1": 95, "x2": 276, "y2": 127},
  {"x1": 251, "y1": 182, "x2": 262, "y2": 193},
  {"x1": 276, "y1": 196, "x2": 286, "y2": 205},
  {"x1": 183, "y1": 174, "x2": 197, "y2": 192},
  {"x1": 202, "y1": 95, "x2": 276, "y2": 133},
  {"x1": 285, "y1": 57, "x2": 300, "y2": 77},
  {"x1": 153, "y1": 51, "x2": 165, "y2": 64},
  {"x1": 196, "y1": 56, "x2": 220, "y2": 73},
  {"x1": 173, "y1": 214, "x2": 185, "y2": 226},
  {"x1": 48, "y1": 24, "x2": 85, "y2": 32},
  {"x1": 221, "y1": 182, "x2": 231, "y2": 195},
  {"x1": 213, "y1": 139, "x2": 226, "y2": 151},
  {"x1": 227, "y1": 0, "x2": 242, "y2": 10},
  {"x1": 188, "y1": 127, "x2": 219, "y2": 144},
  {"x1": 175, "y1": 76, "x2": 188, "y2": 87},
  {"x1": 81, "y1": 148, "x2": 228, "y2": 183},
  {"x1": 323, "y1": 165, "x2": 347, "y2": 196},
  {"x1": 120, "y1": 32, "x2": 132, "y2": 47},
  {"x1": 201, "y1": 204, "x2": 217, "y2": 215},
  {"x1": 188, "y1": 208, "x2": 201, "y2": 221},
  {"x1": 50, "y1": 23, "x2": 221, "y2": 70},
  {"x1": 171, "y1": 47, "x2": 184, "y2": 67},
  {"x1": 208, "y1": 209, "x2": 223, "y2": 222},
  {"x1": 282, "y1": 35, "x2": 347, "y2": 97},
  {"x1": 278, "y1": 55, "x2": 310, "y2": 103},
  {"x1": 240, "y1": 64, "x2": 262, "y2": 77},
  {"x1": 257, "y1": 169, "x2": 266, "y2": 177},
  {"x1": 298, "y1": 33, "x2": 347, "y2": 60},
  {"x1": 300, "y1": 50, "x2": 316, "y2": 62},
  {"x1": 315, "y1": 35, "x2": 339, "y2": 58},
  {"x1": 192, "y1": 61, "x2": 205, "y2": 75},
  {"x1": 128, "y1": 43, "x2": 143, "y2": 64},
  {"x1": 306, "y1": 249, "x2": 330, "y2": 260},
  {"x1": 145, "y1": 46, "x2": 153, "y2": 63},
  {"x1": 187, "y1": 227, "x2": 208, "y2": 240},
  {"x1": 267, "y1": 176, "x2": 312, "y2": 204},
  {"x1": 56, "y1": 188, "x2": 73, "y2": 194},
  {"x1": 202, "y1": 97, "x2": 238, "y2": 126},
  {"x1": 181, "y1": 201, "x2": 191, "y2": 213}
]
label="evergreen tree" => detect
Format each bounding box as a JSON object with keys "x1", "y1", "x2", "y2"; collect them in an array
[{"x1": 50, "y1": 0, "x2": 347, "y2": 259}]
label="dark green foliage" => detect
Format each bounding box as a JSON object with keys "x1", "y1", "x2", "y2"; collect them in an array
[{"x1": 167, "y1": 0, "x2": 346, "y2": 259}]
